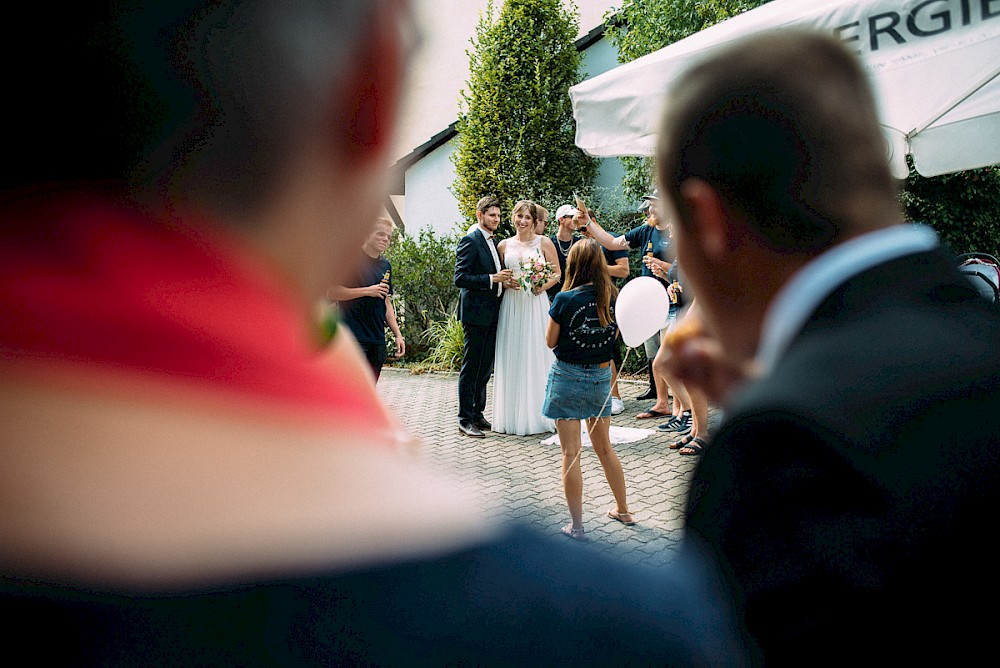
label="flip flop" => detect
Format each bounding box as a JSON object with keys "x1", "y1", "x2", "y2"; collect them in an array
[
  {"x1": 560, "y1": 524, "x2": 587, "y2": 540},
  {"x1": 635, "y1": 409, "x2": 669, "y2": 419},
  {"x1": 679, "y1": 437, "x2": 709, "y2": 456},
  {"x1": 669, "y1": 433, "x2": 695, "y2": 450},
  {"x1": 607, "y1": 509, "x2": 636, "y2": 526}
]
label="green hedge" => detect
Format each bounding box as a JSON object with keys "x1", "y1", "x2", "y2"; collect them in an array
[
  {"x1": 901, "y1": 164, "x2": 1000, "y2": 258},
  {"x1": 385, "y1": 228, "x2": 461, "y2": 359}
]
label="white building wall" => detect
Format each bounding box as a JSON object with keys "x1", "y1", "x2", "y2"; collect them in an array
[
  {"x1": 581, "y1": 36, "x2": 627, "y2": 195},
  {"x1": 404, "y1": 142, "x2": 464, "y2": 237}
]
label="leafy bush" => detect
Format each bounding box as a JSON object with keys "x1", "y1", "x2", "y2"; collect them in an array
[
  {"x1": 452, "y1": 0, "x2": 598, "y2": 238},
  {"x1": 385, "y1": 228, "x2": 461, "y2": 357},
  {"x1": 412, "y1": 311, "x2": 466, "y2": 373},
  {"x1": 900, "y1": 163, "x2": 1000, "y2": 257}
]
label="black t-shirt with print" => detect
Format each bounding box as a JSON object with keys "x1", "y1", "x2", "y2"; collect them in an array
[
  {"x1": 547, "y1": 235, "x2": 631, "y2": 299},
  {"x1": 549, "y1": 285, "x2": 617, "y2": 365}
]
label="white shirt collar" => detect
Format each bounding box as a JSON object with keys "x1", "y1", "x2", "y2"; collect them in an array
[
  {"x1": 477, "y1": 225, "x2": 494, "y2": 241},
  {"x1": 755, "y1": 224, "x2": 939, "y2": 374}
]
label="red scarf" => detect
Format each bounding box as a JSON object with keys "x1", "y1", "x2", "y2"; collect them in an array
[{"x1": 1, "y1": 189, "x2": 394, "y2": 433}]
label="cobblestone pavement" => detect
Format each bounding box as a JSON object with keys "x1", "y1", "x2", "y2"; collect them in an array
[{"x1": 377, "y1": 368, "x2": 718, "y2": 570}]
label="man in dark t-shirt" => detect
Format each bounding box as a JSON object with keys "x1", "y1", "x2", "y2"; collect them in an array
[
  {"x1": 329, "y1": 217, "x2": 405, "y2": 381},
  {"x1": 548, "y1": 204, "x2": 581, "y2": 300},
  {"x1": 549, "y1": 205, "x2": 630, "y2": 296}
]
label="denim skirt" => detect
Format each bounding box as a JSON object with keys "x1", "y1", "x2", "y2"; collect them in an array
[{"x1": 542, "y1": 359, "x2": 613, "y2": 420}]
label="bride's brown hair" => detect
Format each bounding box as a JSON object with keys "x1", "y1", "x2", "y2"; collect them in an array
[{"x1": 562, "y1": 239, "x2": 614, "y2": 327}]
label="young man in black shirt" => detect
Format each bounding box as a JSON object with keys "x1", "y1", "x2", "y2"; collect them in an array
[{"x1": 329, "y1": 217, "x2": 405, "y2": 381}]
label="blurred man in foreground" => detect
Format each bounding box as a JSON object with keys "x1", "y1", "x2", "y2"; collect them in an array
[
  {"x1": 658, "y1": 30, "x2": 1000, "y2": 665},
  {"x1": 0, "y1": 1, "x2": 743, "y2": 664}
]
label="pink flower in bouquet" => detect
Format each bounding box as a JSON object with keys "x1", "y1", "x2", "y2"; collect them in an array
[{"x1": 516, "y1": 253, "x2": 555, "y2": 292}]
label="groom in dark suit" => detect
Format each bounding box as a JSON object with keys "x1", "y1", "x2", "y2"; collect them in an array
[
  {"x1": 657, "y1": 31, "x2": 1000, "y2": 665},
  {"x1": 455, "y1": 196, "x2": 513, "y2": 438}
]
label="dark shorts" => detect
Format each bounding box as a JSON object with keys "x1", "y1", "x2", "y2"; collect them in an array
[
  {"x1": 358, "y1": 342, "x2": 388, "y2": 380},
  {"x1": 542, "y1": 359, "x2": 613, "y2": 421}
]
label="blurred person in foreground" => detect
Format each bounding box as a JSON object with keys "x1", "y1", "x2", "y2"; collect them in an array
[
  {"x1": 657, "y1": 30, "x2": 1000, "y2": 665},
  {"x1": 0, "y1": 1, "x2": 745, "y2": 664}
]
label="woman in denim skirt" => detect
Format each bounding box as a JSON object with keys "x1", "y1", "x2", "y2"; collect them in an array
[{"x1": 543, "y1": 240, "x2": 634, "y2": 540}]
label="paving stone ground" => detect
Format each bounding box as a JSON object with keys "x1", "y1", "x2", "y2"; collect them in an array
[{"x1": 377, "y1": 368, "x2": 718, "y2": 569}]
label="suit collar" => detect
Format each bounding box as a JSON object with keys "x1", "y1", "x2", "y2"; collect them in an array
[{"x1": 756, "y1": 224, "x2": 939, "y2": 374}]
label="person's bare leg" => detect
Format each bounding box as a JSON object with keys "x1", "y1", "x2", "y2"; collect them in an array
[
  {"x1": 637, "y1": 369, "x2": 673, "y2": 417},
  {"x1": 655, "y1": 345, "x2": 691, "y2": 413},
  {"x1": 558, "y1": 419, "x2": 584, "y2": 532},
  {"x1": 647, "y1": 369, "x2": 672, "y2": 412},
  {"x1": 587, "y1": 417, "x2": 631, "y2": 520},
  {"x1": 610, "y1": 360, "x2": 621, "y2": 399}
]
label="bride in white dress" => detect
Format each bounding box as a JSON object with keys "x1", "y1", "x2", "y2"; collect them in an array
[{"x1": 494, "y1": 201, "x2": 560, "y2": 435}]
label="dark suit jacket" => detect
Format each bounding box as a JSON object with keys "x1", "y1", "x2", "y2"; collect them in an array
[
  {"x1": 685, "y1": 248, "x2": 1000, "y2": 665},
  {"x1": 455, "y1": 228, "x2": 502, "y2": 326}
]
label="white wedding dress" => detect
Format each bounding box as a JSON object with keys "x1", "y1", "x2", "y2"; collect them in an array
[{"x1": 493, "y1": 236, "x2": 556, "y2": 435}]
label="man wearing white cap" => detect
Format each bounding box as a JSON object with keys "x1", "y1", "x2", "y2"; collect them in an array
[{"x1": 547, "y1": 204, "x2": 581, "y2": 300}]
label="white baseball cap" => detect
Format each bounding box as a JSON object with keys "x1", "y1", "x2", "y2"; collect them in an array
[{"x1": 555, "y1": 204, "x2": 579, "y2": 220}]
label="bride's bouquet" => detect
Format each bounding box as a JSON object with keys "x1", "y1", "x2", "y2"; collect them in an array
[{"x1": 516, "y1": 253, "x2": 556, "y2": 293}]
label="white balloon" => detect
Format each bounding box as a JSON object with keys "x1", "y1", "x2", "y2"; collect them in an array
[{"x1": 616, "y1": 276, "x2": 670, "y2": 347}]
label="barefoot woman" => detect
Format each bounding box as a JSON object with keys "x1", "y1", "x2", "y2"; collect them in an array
[{"x1": 543, "y1": 240, "x2": 634, "y2": 539}]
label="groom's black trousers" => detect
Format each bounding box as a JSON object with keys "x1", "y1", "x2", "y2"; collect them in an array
[{"x1": 458, "y1": 321, "x2": 498, "y2": 423}]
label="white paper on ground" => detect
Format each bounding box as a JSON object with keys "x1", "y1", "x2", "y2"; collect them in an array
[{"x1": 541, "y1": 425, "x2": 654, "y2": 448}]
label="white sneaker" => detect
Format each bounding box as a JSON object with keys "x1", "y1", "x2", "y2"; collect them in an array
[{"x1": 610, "y1": 396, "x2": 625, "y2": 415}]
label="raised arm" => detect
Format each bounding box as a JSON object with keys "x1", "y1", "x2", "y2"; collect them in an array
[{"x1": 579, "y1": 214, "x2": 628, "y2": 252}]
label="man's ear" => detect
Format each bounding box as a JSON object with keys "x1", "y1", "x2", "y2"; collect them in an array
[
  {"x1": 679, "y1": 178, "x2": 729, "y2": 262},
  {"x1": 329, "y1": 3, "x2": 405, "y2": 166}
]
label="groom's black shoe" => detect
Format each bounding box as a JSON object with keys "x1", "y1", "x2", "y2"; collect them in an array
[
  {"x1": 473, "y1": 418, "x2": 492, "y2": 431},
  {"x1": 459, "y1": 421, "x2": 485, "y2": 438}
]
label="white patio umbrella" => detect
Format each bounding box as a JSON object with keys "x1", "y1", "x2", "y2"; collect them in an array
[{"x1": 569, "y1": 0, "x2": 1000, "y2": 178}]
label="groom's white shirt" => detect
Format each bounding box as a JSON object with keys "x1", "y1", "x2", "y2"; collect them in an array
[{"x1": 477, "y1": 225, "x2": 502, "y2": 297}]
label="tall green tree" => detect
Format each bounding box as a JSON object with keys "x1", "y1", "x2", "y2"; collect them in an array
[{"x1": 452, "y1": 0, "x2": 597, "y2": 237}]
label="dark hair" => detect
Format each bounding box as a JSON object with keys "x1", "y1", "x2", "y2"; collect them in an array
[
  {"x1": 3, "y1": 1, "x2": 374, "y2": 221},
  {"x1": 657, "y1": 31, "x2": 898, "y2": 252},
  {"x1": 476, "y1": 196, "x2": 502, "y2": 215},
  {"x1": 563, "y1": 240, "x2": 614, "y2": 327}
]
